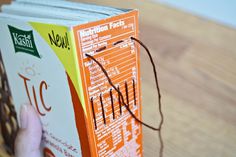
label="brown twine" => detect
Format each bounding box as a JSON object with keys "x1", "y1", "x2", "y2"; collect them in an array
[
  {"x1": 90, "y1": 97, "x2": 97, "y2": 130},
  {"x1": 131, "y1": 37, "x2": 164, "y2": 157},
  {"x1": 85, "y1": 36, "x2": 164, "y2": 157}
]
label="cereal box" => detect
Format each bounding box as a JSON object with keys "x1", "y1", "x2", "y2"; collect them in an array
[{"x1": 0, "y1": 1, "x2": 142, "y2": 156}]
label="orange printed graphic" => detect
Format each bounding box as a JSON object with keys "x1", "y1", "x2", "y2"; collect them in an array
[{"x1": 44, "y1": 147, "x2": 56, "y2": 157}]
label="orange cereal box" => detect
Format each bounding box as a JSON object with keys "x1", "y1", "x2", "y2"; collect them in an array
[{"x1": 0, "y1": 1, "x2": 142, "y2": 157}]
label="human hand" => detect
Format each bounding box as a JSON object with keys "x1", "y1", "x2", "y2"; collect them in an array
[{"x1": 15, "y1": 104, "x2": 42, "y2": 157}]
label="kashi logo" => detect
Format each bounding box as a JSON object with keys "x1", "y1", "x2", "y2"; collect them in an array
[{"x1": 8, "y1": 25, "x2": 40, "y2": 58}]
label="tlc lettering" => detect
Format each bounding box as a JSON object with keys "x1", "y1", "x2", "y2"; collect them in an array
[{"x1": 18, "y1": 73, "x2": 51, "y2": 116}]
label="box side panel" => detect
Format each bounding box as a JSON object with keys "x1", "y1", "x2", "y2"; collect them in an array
[{"x1": 73, "y1": 10, "x2": 143, "y2": 157}]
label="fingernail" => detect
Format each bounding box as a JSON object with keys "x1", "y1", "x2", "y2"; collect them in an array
[{"x1": 20, "y1": 105, "x2": 28, "y2": 129}]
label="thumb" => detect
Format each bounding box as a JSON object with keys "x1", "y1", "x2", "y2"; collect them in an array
[{"x1": 15, "y1": 104, "x2": 42, "y2": 157}]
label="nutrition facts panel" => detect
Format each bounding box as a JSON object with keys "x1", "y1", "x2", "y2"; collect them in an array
[{"x1": 76, "y1": 12, "x2": 142, "y2": 157}]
